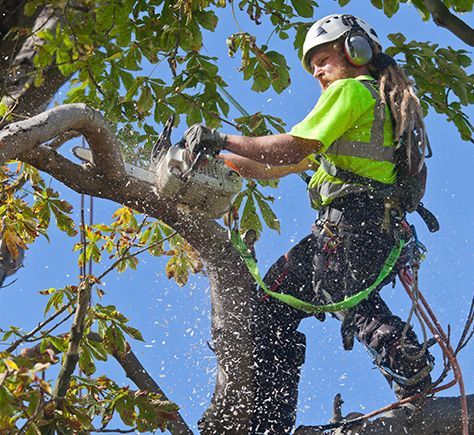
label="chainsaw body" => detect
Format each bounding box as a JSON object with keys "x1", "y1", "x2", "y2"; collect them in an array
[
  {"x1": 151, "y1": 146, "x2": 242, "y2": 218},
  {"x1": 73, "y1": 116, "x2": 242, "y2": 219}
]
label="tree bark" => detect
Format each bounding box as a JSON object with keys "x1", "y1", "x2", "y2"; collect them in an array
[
  {"x1": 296, "y1": 394, "x2": 474, "y2": 434},
  {"x1": 0, "y1": 4, "x2": 70, "y2": 118},
  {"x1": 423, "y1": 0, "x2": 474, "y2": 46}
]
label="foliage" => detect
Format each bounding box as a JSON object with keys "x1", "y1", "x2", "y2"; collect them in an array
[
  {"x1": 387, "y1": 34, "x2": 473, "y2": 141},
  {"x1": 0, "y1": 163, "x2": 76, "y2": 254},
  {"x1": 0, "y1": 354, "x2": 178, "y2": 433},
  {"x1": 0, "y1": 0, "x2": 472, "y2": 432}
]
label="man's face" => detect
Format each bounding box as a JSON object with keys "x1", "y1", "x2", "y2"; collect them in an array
[{"x1": 309, "y1": 44, "x2": 351, "y2": 90}]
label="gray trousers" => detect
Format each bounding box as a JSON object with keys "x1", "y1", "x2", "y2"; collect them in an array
[{"x1": 250, "y1": 195, "x2": 432, "y2": 434}]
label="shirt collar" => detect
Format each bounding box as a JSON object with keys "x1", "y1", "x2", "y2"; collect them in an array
[{"x1": 355, "y1": 74, "x2": 376, "y2": 81}]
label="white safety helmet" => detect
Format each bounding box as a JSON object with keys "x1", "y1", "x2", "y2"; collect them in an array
[{"x1": 301, "y1": 14, "x2": 382, "y2": 73}]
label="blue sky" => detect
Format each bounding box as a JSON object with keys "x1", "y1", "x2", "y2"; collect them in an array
[{"x1": 1, "y1": 2, "x2": 473, "y2": 432}]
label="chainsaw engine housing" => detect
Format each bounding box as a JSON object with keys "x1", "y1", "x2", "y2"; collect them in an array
[{"x1": 153, "y1": 146, "x2": 242, "y2": 218}]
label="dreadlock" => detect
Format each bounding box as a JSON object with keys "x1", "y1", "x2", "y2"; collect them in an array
[{"x1": 369, "y1": 50, "x2": 428, "y2": 172}]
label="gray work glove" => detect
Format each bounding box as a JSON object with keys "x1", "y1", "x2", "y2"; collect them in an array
[{"x1": 183, "y1": 124, "x2": 227, "y2": 157}]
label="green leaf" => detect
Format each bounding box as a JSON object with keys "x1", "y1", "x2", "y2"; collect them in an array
[
  {"x1": 383, "y1": 0, "x2": 400, "y2": 17},
  {"x1": 410, "y1": 0, "x2": 430, "y2": 20},
  {"x1": 124, "y1": 77, "x2": 144, "y2": 102},
  {"x1": 291, "y1": 0, "x2": 314, "y2": 17},
  {"x1": 251, "y1": 64, "x2": 271, "y2": 93},
  {"x1": 104, "y1": 324, "x2": 126, "y2": 354},
  {"x1": 116, "y1": 395, "x2": 136, "y2": 426},
  {"x1": 96, "y1": 2, "x2": 115, "y2": 31},
  {"x1": 46, "y1": 335, "x2": 68, "y2": 353},
  {"x1": 79, "y1": 346, "x2": 96, "y2": 376},
  {"x1": 241, "y1": 194, "x2": 262, "y2": 236},
  {"x1": 121, "y1": 325, "x2": 144, "y2": 341},
  {"x1": 388, "y1": 33, "x2": 406, "y2": 46},
  {"x1": 24, "y1": 1, "x2": 39, "y2": 16},
  {"x1": 195, "y1": 10, "x2": 218, "y2": 31},
  {"x1": 255, "y1": 194, "x2": 280, "y2": 233},
  {"x1": 137, "y1": 85, "x2": 154, "y2": 113}
]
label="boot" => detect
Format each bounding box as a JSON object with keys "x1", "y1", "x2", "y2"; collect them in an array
[{"x1": 394, "y1": 372, "x2": 432, "y2": 400}]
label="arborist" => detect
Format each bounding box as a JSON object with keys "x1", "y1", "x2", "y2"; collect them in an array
[{"x1": 184, "y1": 14, "x2": 434, "y2": 433}]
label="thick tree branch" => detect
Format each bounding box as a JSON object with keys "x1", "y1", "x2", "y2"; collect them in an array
[
  {"x1": 0, "y1": 104, "x2": 125, "y2": 179},
  {"x1": 423, "y1": 0, "x2": 474, "y2": 46},
  {"x1": 1, "y1": 5, "x2": 69, "y2": 117},
  {"x1": 296, "y1": 394, "x2": 474, "y2": 434}
]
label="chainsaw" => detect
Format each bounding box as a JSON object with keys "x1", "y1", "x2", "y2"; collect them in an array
[{"x1": 72, "y1": 116, "x2": 242, "y2": 218}]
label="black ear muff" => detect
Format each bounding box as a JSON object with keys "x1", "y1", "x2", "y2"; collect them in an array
[{"x1": 343, "y1": 30, "x2": 373, "y2": 66}]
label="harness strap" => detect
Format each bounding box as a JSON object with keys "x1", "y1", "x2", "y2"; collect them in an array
[
  {"x1": 324, "y1": 80, "x2": 395, "y2": 163},
  {"x1": 325, "y1": 140, "x2": 395, "y2": 162},
  {"x1": 364, "y1": 342, "x2": 434, "y2": 386},
  {"x1": 231, "y1": 230, "x2": 405, "y2": 314},
  {"x1": 320, "y1": 157, "x2": 391, "y2": 191}
]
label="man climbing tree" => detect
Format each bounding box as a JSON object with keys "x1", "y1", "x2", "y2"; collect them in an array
[{"x1": 185, "y1": 14, "x2": 434, "y2": 433}]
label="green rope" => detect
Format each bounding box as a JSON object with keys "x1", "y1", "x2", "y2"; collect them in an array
[{"x1": 231, "y1": 231, "x2": 405, "y2": 314}]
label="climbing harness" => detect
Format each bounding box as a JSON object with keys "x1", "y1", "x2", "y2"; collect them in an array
[{"x1": 229, "y1": 217, "x2": 405, "y2": 315}]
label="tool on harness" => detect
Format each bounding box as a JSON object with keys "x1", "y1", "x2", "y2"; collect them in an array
[
  {"x1": 316, "y1": 156, "x2": 439, "y2": 233},
  {"x1": 230, "y1": 224, "x2": 405, "y2": 314},
  {"x1": 73, "y1": 116, "x2": 242, "y2": 219}
]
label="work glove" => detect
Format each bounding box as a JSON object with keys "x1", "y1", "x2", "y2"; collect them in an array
[{"x1": 183, "y1": 124, "x2": 227, "y2": 157}]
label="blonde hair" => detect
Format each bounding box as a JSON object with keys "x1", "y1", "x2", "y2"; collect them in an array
[{"x1": 369, "y1": 50, "x2": 428, "y2": 172}]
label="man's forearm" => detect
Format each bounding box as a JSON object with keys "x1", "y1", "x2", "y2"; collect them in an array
[
  {"x1": 225, "y1": 133, "x2": 322, "y2": 165},
  {"x1": 221, "y1": 154, "x2": 316, "y2": 180}
]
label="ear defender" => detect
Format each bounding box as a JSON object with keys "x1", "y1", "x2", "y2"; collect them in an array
[
  {"x1": 340, "y1": 15, "x2": 374, "y2": 67},
  {"x1": 343, "y1": 30, "x2": 373, "y2": 66}
]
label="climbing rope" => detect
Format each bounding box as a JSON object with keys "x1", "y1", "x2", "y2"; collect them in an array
[
  {"x1": 398, "y1": 269, "x2": 470, "y2": 435},
  {"x1": 399, "y1": 224, "x2": 429, "y2": 361}
]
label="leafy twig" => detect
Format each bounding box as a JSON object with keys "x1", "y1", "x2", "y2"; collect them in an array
[
  {"x1": 29, "y1": 310, "x2": 75, "y2": 342},
  {"x1": 17, "y1": 391, "x2": 44, "y2": 434},
  {"x1": 6, "y1": 301, "x2": 73, "y2": 353},
  {"x1": 97, "y1": 229, "x2": 176, "y2": 281}
]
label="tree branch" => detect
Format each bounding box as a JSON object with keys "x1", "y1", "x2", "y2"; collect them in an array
[
  {"x1": 48, "y1": 130, "x2": 82, "y2": 149},
  {"x1": 88, "y1": 332, "x2": 193, "y2": 435},
  {"x1": 296, "y1": 394, "x2": 474, "y2": 434},
  {"x1": 0, "y1": 104, "x2": 125, "y2": 179},
  {"x1": 6, "y1": 301, "x2": 73, "y2": 353},
  {"x1": 423, "y1": 0, "x2": 474, "y2": 46},
  {"x1": 21, "y1": 331, "x2": 193, "y2": 435},
  {"x1": 1, "y1": 5, "x2": 70, "y2": 117},
  {"x1": 52, "y1": 279, "x2": 92, "y2": 407}
]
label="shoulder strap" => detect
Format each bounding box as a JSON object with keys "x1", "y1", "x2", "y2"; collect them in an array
[{"x1": 324, "y1": 79, "x2": 395, "y2": 163}]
